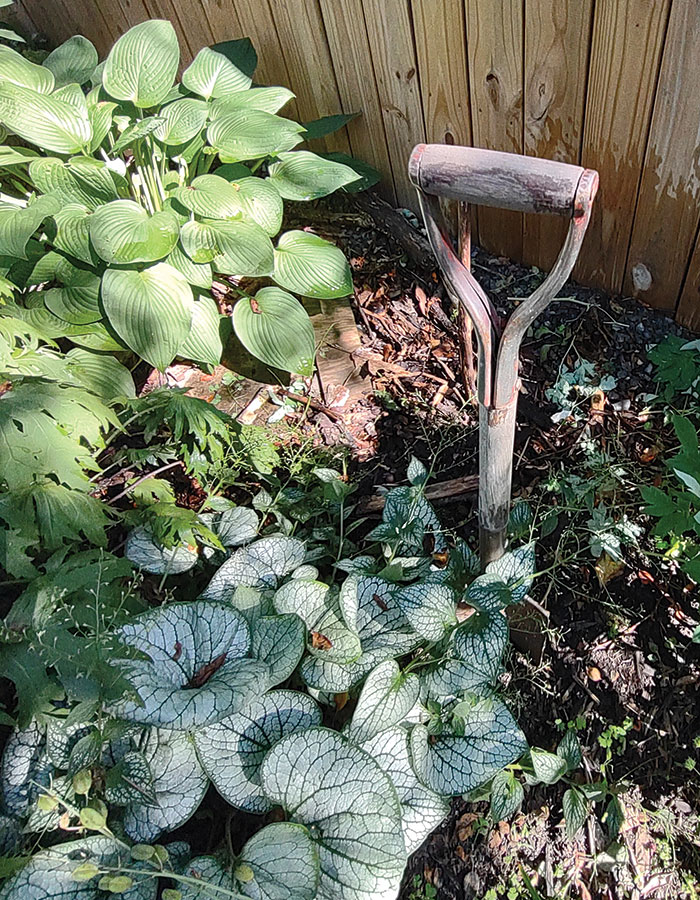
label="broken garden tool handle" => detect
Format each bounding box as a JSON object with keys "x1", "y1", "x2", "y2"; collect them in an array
[
  {"x1": 409, "y1": 144, "x2": 595, "y2": 217},
  {"x1": 409, "y1": 142, "x2": 599, "y2": 570}
]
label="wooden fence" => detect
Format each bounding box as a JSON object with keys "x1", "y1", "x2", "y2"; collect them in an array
[{"x1": 11, "y1": 0, "x2": 700, "y2": 329}]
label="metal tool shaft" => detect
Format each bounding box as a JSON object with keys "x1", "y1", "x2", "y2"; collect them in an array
[{"x1": 409, "y1": 144, "x2": 598, "y2": 568}]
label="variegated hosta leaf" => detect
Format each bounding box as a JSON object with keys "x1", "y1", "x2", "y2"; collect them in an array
[
  {"x1": 410, "y1": 697, "x2": 527, "y2": 796},
  {"x1": 346, "y1": 660, "x2": 419, "y2": 743},
  {"x1": 273, "y1": 580, "x2": 362, "y2": 664},
  {"x1": 112, "y1": 601, "x2": 269, "y2": 729},
  {"x1": 195, "y1": 690, "x2": 321, "y2": 813},
  {"x1": 0, "y1": 836, "x2": 156, "y2": 900},
  {"x1": 395, "y1": 582, "x2": 456, "y2": 641},
  {"x1": 122, "y1": 729, "x2": 208, "y2": 842},
  {"x1": 361, "y1": 727, "x2": 449, "y2": 855},
  {"x1": 202, "y1": 535, "x2": 306, "y2": 602},
  {"x1": 260, "y1": 727, "x2": 406, "y2": 900},
  {"x1": 485, "y1": 543, "x2": 535, "y2": 603},
  {"x1": 125, "y1": 526, "x2": 198, "y2": 575},
  {"x1": 422, "y1": 605, "x2": 508, "y2": 701},
  {"x1": 0, "y1": 721, "x2": 51, "y2": 816},
  {"x1": 251, "y1": 615, "x2": 305, "y2": 686}
]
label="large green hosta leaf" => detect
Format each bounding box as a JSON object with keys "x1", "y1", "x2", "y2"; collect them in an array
[
  {"x1": 103, "y1": 20, "x2": 179, "y2": 108},
  {"x1": 261, "y1": 727, "x2": 406, "y2": 900},
  {"x1": 182, "y1": 45, "x2": 251, "y2": 99},
  {"x1": 30, "y1": 155, "x2": 122, "y2": 210},
  {"x1": 195, "y1": 690, "x2": 321, "y2": 812},
  {"x1": 210, "y1": 86, "x2": 295, "y2": 116},
  {"x1": 274, "y1": 579, "x2": 361, "y2": 664},
  {"x1": 42, "y1": 258, "x2": 102, "y2": 325},
  {"x1": 0, "y1": 82, "x2": 91, "y2": 154},
  {"x1": 0, "y1": 195, "x2": 58, "y2": 259},
  {"x1": 202, "y1": 535, "x2": 306, "y2": 602},
  {"x1": 175, "y1": 173, "x2": 282, "y2": 236},
  {"x1": 347, "y1": 660, "x2": 419, "y2": 743},
  {"x1": 52, "y1": 204, "x2": 94, "y2": 264},
  {"x1": 0, "y1": 44, "x2": 54, "y2": 92},
  {"x1": 267, "y1": 151, "x2": 359, "y2": 201},
  {"x1": 121, "y1": 728, "x2": 208, "y2": 842},
  {"x1": 112, "y1": 601, "x2": 269, "y2": 729},
  {"x1": 410, "y1": 697, "x2": 527, "y2": 796},
  {"x1": 181, "y1": 823, "x2": 318, "y2": 900},
  {"x1": 273, "y1": 230, "x2": 352, "y2": 299},
  {"x1": 89, "y1": 200, "x2": 179, "y2": 264},
  {"x1": 100, "y1": 263, "x2": 194, "y2": 371},
  {"x1": 361, "y1": 727, "x2": 449, "y2": 854},
  {"x1": 232, "y1": 288, "x2": 315, "y2": 376},
  {"x1": 181, "y1": 218, "x2": 274, "y2": 277},
  {"x1": 125, "y1": 526, "x2": 198, "y2": 575},
  {"x1": 65, "y1": 348, "x2": 136, "y2": 401},
  {"x1": 0, "y1": 836, "x2": 156, "y2": 900},
  {"x1": 177, "y1": 294, "x2": 223, "y2": 368},
  {"x1": 153, "y1": 97, "x2": 208, "y2": 145},
  {"x1": 166, "y1": 242, "x2": 212, "y2": 290},
  {"x1": 207, "y1": 109, "x2": 304, "y2": 162},
  {"x1": 42, "y1": 35, "x2": 98, "y2": 87}
]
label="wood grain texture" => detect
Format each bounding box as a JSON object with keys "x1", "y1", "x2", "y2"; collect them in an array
[
  {"x1": 267, "y1": 0, "x2": 349, "y2": 153},
  {"x1": 361, "y1": 0, "x2": 426, "y2": 209},
  {"x1": 576, "y1": 0, "x2": 670, "y2": 292},
  {"x1": 523, "y1": 0, "x2": 593, "y2": 270},
  {"x1": 466, "y1": 0, "x2": 524, "y2": 260},
  {"x1": 625, "y1": 1, "x2": 700, "y2": 312},
  {"x1": 319, "y1": 0, "x2": 395, "y2": 203},
  {"x1": 677, "y1": 236, "x2": 700, "y2": 331}
]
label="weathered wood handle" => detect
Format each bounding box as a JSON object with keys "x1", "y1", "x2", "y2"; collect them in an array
[{"x1": 409, "y1": 144, "x2": 595, "y2": 217}]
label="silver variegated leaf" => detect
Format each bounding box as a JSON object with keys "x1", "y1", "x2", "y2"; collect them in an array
[
  {"x1": 112, "y1": 601, "x2": 269, "y2": 729},
  {"x1": 1, "y1": 721, "x2": 51, "y2": 817},
  {"x1": 125, "y1": 526, "x2": 198, "y2": 575},
  {"x1": 195, "y1": 690, "x2": 321, "y2": 813},
  {"x1": 0, "y1": 836, "x2": 156, "y2": 900},
  {"x1": 25, "y1": 775, "x2": 75, "y2": 834},
  {"x1": 361, "y1": 727, "x2": 449, "y2": 854},
  {"x1": 260, "y1": 727, "x2": 406, "y2": 900},
  {"x1": 300, "y1": 646, "x2": 391, "y2": 694},
  {"x1": 122, "y1": 729, "x2": 208, "y2": 842},
  {"x1": 346, "y1": 660, "x2": 419, "y2": 743},
  {"x1": 202, "y1": 536, "x2": 306, "y2": 601},
  {"x1": 274, "y1": 580, "x2": 361, "y2": 665},
  {"x1": 216, "y1": 506, "x2": 259, "y2": 547},
  {"x1": 395, "y1": 582, "x2": 456, "y2": 641},
  {"x1": 485, "y1": 543, "x2": 535, "y2": 603},
  {"x1": 251, "y1": 615, "x2": 305, "y2": 686},
  {"x1": 236, "y1": 822, "x2": 319, "y2": 900},
  {"x1": 422, "y1": 605, "x2": 508, "y2": 701},
  {"x1": 410, "y1": 697, "x2": 527, "y2": 796}
]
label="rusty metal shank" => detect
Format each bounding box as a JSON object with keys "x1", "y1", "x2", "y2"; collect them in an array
[{"x1": 409, "y1": 144, "x2": 598, "y2": 567}]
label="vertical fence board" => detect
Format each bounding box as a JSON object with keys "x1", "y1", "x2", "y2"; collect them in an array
[
  {"x1": 465, "y1": 0, "x2": 523, "y2": 260},
  {"x1": 576, "y1": 0, "x2": 669, "y2": 292},
  {"x1": 624, "y1": 2, "x2": 700, "y2": 312},
  {"x1": 677, "y1": 237, "x2": 700, "y2": 331},
  {"x1": 360, "y1": 0, "x2": 425, "y2": 209},
  {"x1": 319, "y1": 0, "x2": 395, "y2": 203},
  {"x1": 266, "y1": 0, "x2": 349, "y2": 153},
  {"x1": 523, "y1": 0, "x2": 592, "y2": 271}
]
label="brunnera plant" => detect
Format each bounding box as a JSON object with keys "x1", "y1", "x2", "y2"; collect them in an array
[
  {"x1": 0, "y1": 20, "x2": 368, "y2": 375},
  {"x1": 0, "y1": 466, "x2": 534, "y2": 900}
]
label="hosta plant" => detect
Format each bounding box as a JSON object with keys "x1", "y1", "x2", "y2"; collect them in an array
[
  {"x1": 0, "y1": 20, "x2": 368, "y2": 375},
  {"x1": 0, "y1": 463, "x2": 535, "y2": 900}
]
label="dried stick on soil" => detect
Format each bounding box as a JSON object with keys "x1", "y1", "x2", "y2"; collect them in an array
[
  {"x1": 352, "y1": 191, "x2": 435, "y2": 270},
  {"x1": 359, "y1": 475, "x2": 479, "y2": 515}
]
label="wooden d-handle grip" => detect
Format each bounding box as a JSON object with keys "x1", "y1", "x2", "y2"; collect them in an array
[{"x1": 409, "y1": 144, "x2": 598, "y2": 217}]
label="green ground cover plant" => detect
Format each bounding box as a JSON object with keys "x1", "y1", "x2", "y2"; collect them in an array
[{"x1": 0, "y1": 19, "x2": 370, "y2": 375}]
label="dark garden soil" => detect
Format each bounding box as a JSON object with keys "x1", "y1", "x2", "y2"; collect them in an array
[{"x1": 276, "y1": 196, "x2": 700, "y2": 899}]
